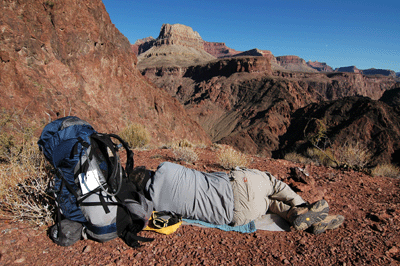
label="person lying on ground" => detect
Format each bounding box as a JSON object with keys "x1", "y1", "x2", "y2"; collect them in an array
[{"x1": 132, "y1": 162, "x2": 344, "y2": 235}]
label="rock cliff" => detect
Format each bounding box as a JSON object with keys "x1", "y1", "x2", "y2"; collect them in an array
[
  {"x1": 307, "y1": 61, "x2": 334, "y2": 72},
  {"x1": 0, "y1": 0, "x2": 210, "y2": 145},
  {"x1": 336, "y1": 66, "x2": 362, "y2": 73},
  {"x1": 276, "y1": 56, "x2": 318, "y2": 72},
  {"x1": 362, "y1": 68, "x2": 397, "y2": 78},
  {"x1": 155, "y1": 23, "x2": 204, "y2": 50},
  {"x1": 203, "y1": 42, "x2": 241, "y2": 58}
]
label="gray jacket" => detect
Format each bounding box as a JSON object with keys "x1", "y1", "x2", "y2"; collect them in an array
[{"x1": 145, "y1": 162, "x2": 234, "y2": 225}]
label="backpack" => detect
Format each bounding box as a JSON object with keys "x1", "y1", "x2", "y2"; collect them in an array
[{"x1": 38, "y1": 116, "x2": 154, "y2": 247}]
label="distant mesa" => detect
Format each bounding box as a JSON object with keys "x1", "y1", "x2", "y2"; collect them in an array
[
  {"x1": 275, "y1": 55, "x2": 318, "y2": 73},
  {"x1": 307, "y1": 60, "x2": 334, "y2": 72},
  {"x1": 335, "y1": 66, "x2": 362, "y2": 73},
  {"x1": 335, "y1": 66, "x2": 397, "y2": 78},
  {"x1": 362, "y1": 68, "x2": 397, "y2": 78},
  {"x1": 203, "y1": 42, "x2": 241, "y2": 58}
]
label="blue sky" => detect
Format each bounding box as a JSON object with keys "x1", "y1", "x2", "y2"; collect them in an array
[{"x1": 102, "y1": 0, "x2": 400, "y2": 72}]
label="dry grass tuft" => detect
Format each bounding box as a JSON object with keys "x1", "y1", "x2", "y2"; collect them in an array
[
  {"x1": 172, "y1": 147, "x2": 199, "y2": 163},
  {"x1": 334, "y1": 141, "x2": 372, "y2": 169},
  {"x1": 217, "y1": 146, "x2": 249, "y2": 170},
  {"x1": 371, "y1": 164, "x2": 400, "y2": 178},
  {"x1": 119, "y1": 123, "x2": 151, "y2": 149}
]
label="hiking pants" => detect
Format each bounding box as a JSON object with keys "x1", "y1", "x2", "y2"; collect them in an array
[{"x1": 229, "y1": 168, "x2": 306, "y2": 226}]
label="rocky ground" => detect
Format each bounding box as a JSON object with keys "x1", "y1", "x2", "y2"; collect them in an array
[{"x1": 1, "y1": 147, "x2": 400, "y2": 265}]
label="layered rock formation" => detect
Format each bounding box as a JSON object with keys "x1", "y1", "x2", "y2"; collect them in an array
[
  {"x1": 336, "y1": 66, "x2": 362, "y2": 73},
  {"x1": 307, "y1": 61, "x2": 334, "y2": 72},
  {"x1": 362, "y1": 68, "x2": 397, "y2": 78},
  {"x1": 276, "y1": 56, "x2": 318, "y2": 72},
  {"x1": 0, "y1": 0, "x2": 210, "y2": 145},
  {"x1": 336, "y1": 67, "x2": 397, "y2": 77},
  {"x1": 233, "y1": 49, "x2": 276, "y2": 62},
  {"x1": 203, "y1": 42, "x2": 241, "y2": 58},
  {"x1": 156, "y1": 23, "x2": 204, "y2": 50},
  {"x1": 132, "y1": 36, "x2": 155, "y2": 55},
  {"x1": 136, "y1": 24, "x2": 215, "y2": 68}
]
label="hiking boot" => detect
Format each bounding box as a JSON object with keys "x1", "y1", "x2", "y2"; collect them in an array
[
  {"x1": 287, "y1": 199, "x2": 329, "y2": 231},
  {"x1": 310, "y1": 215, "x2": 345, "y2": 235}
]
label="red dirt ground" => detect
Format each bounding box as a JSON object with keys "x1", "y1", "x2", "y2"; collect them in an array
[{"x1": 1, "y1": 147, "x2": 400, "y2": 265}]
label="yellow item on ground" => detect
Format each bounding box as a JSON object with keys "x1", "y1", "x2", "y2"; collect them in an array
[{"x1": 143, "y1": 211, "x2": 182, "y2": 235}]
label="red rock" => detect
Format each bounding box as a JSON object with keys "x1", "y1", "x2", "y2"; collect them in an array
[{"x1": 0, "y1": 0, "x2": 210, "y2": 146}]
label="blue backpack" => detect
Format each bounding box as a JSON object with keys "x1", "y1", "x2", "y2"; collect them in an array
[{"x1": 38, "y1": 116, "x2": 153, "y2": 247}]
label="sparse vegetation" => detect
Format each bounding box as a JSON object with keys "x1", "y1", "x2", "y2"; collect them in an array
[
  {"x1": 284, "y1": 152, "x2": 313, "y2": 165},
  {"x1": 334, "y1": 141, "x2": 372, "y2": 170},
  {"x1": 119, "y1": 123, "x2": 151, "y2": 149},
  {"x1": 371, "y1": 164, "x2": 400, "y2": 178},
  {"x1": 0, "y1": 113, "x2": 54, "y2": 225},
  {"x1": 161, "y1": 139, "x2": 195, "y2": 149},
  {"x1": 217, "y1": 145, "x2": 249, "y2": 170},
  {"x1": 303, "y1": 118, "x2": 373, "y2": 170},
  {"x1": 172, "y1": 146, "x2": 198, "y2": 163},
  {"x1": 306, "y1": 147, "x2": 337, "y2": 168}
]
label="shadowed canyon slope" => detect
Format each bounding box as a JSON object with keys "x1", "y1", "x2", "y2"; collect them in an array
[
  {"x1": 0, "y1": 1, "x2": 210, "y2": 145},
  {"x1": 277, "y1": 96, "x2": 400, "y2": 166}
]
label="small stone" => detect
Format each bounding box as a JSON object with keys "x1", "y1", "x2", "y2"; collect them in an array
[
  {"x1": 388, "y1": 246, "x2": 399, "y2": 254},
  {"x1": 82, "y1": 245, "x2": 92, "y2": 253},
  {"x1": 14, "y1": 257, "x2": 26, "y2": 264}
]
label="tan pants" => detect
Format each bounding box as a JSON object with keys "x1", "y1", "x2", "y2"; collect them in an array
[{"x1": 230, "y1": 168, "x2": 306, "y2": 226}]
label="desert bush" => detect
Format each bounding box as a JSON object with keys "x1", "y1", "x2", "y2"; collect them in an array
[
  {"x1": 284, "y1": 152, "x2": 313, "y2": 165},
  {"x1": 306, "y1": 147, "x2": 337, "y2": 167},
  {"x1": 334, "y1": 141, "x2": 372, "y2": 170},
  {"x1": 217, "y1": 146, "x2": 249, "y2": 170},
  {"x1": 371, "y1": 164, "x2": 400, "y2": 178},
  {"x1": 176, "y1": 139, "x2": 193, "y2": 148},
  {"x1": 172, "y1": 147, "x2": 198, "y2": 163},
  {"x1": 0, "y1": 131, "x2": 54, "y2": 226},
  {"x1": 119, "y1": 123, "x2": 151, "y2": 149},
  {"x1": 162, "y1": 139, "x2": 196, "y2": 149}
]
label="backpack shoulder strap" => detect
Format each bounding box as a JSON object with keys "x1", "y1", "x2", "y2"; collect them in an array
[{"x1": 106, "y1": 133, "x2": 134, "y2": 176}]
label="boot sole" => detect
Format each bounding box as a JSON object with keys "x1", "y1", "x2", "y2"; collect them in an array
[
  {"x1": 293, "y1": 199, "x2": 329, "y2": 231},
  {"x1": 311, "y1": 215, "x2": 345, "y2": 235}
]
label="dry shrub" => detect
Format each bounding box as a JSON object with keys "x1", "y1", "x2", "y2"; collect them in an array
[
  {"x1": 217, "y1": 146, "x2": 249, "y2": 170},
  {"x1": 334, "y1": 141, "x2": 372, "y2": 169},
  {"x1": 162, "y1": 139, "x2": 196, "y2": 149},
  {"x1": 119, "y1": 123, "x2": 151, "y2": 149},
  {"x1": 284, "y1": 152, "x2": 313, "y2": 165},
  {"x1": 0, "y1": 132, "x2": 54, "y2": 226},
  {"x1": 371, "y1": 164, "x2": 400, "y2": 178},
  {"x1": 306, "y1": 147, "x2": 337, "y2": 167},
  {"x1": 172, "y1": 147, "x2": 198, "y2": 163},
  {"x1": 176, "y1": 139, "x2": 193, "y2": 148}
]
